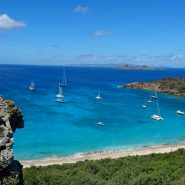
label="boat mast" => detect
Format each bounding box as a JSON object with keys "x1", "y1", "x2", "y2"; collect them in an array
[
  {"x1": 98, "y1": 89, "x2": 100, "y2": 96},
  {"x1": 59, "y1": 84, "x2": 63, "y2": 95},
  {"x1": 63, "y1": 68, "x2": 66, "y2": 85},
  {"x1": 59, "y1": 84, "x2": 61, "y2": 94},
  {"x1": 156, "y1": 93, "x2": 161, "y2": 116}
]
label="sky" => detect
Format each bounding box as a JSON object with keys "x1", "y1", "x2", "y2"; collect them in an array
[{"x1": 0, "y1": 0, "x2": 185, "y2": 67}]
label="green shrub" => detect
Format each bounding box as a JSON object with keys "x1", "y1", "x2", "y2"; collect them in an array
[
  {"x1": 23, "y1": 149, "x2": 185, "y2": 185},
  {"x1": 4, "y1": 100, "x2": 15, "y2": 107},
  {"x1": 178, "y1": 85, "x2": 185, "y2": 93}
]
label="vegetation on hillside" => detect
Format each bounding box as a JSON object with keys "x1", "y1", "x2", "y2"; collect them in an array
[
  {"x1": 123, "y1": 78, "x2": 185, "y2": 97},
  {"x1": 23, "y1": 149, "x2": 185, "y2": 185}
]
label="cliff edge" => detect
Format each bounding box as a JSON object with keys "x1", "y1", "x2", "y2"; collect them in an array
[{"x1": 0, "y1": 97, "x2": 24, "y2": 185}]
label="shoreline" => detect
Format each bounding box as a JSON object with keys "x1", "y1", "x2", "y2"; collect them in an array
[
  {"x1": 20, "y1": 142, "x2": 185, "y2": 168},
  {"x1": 122, "y1": 77, "x2": 185, "y2": 98}
]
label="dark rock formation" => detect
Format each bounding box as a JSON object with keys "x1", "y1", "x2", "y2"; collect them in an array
[
  {"x1": 122, "y1": 78, "x2": 185, "y2": 97},
  {"x1": 0, "y1": 97, "x2": 24, "y2": 185}
]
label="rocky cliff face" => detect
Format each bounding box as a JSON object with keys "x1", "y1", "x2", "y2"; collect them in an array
[{"x1": 0, "y1": 97, "x2": 24, "y2": 185}]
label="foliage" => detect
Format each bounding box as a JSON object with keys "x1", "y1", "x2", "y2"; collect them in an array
[
  {"x1": 3, "y1": 99, "x2": 19, "y2": 114},
  {"x1": 24, "y1": 149, "x2": 185, "y2": 185},
  {"x1": 7, "y1": 106, "x2": 18, "y2": 114},
  {"x1": 178, "y1": 85, "x2": 185, "y2": 93},
  {"x1": 0, "y1": 174, "x2": 22, "y2": 185},
  {"x1": 4, "y1": 100, "x2": 15, "y2": 107}
]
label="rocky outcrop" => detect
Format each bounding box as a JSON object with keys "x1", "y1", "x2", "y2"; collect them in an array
[
  {"x1": 122, "y1": 78, "x2": 185, "y2": 97},
  {"x1": 0, "y1": 97, "x2": 24, "y2": 185}
]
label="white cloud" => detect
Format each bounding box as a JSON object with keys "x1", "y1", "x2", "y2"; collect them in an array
[
  {"x1": 0, "y1": 14, "x2": 26, "y2": 31},
  {"x1": 39, "y1": 53, "x2": 185, "y2": 67},
  {"x1": 168, "y1": 54, "x2": 185, "y2": 61},
  {"x1": 92, "y1": 30, "x2": 112, "y2": 37},
  {"x1": 73, "y1": 5, "x2": 89, "y2": 14}
]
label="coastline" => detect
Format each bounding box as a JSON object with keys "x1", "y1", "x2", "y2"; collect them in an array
[
  {"x1": 122, "y1": 78, "x2": 185, "y2": 98},
  {"x1": 20, "y1": 142, "x2": 185, "y2": 168}
]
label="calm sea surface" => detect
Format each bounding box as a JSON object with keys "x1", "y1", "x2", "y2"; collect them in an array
[{"x1": 1, "y1": 65, "x2": 185, "y2": 160}]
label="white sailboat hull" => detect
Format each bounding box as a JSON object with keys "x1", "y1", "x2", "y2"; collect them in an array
[
  {"x1": 97, "y1": 122, "x2": 104, "y2": 126},
  {"x1": 56, "y1": 94, "x2": 63, "y2": 98},
  {"x1": 29, "y1": 87, "x2": 35, "y2": 91},
  {"x1": 151, "y1": 114, "x2": 164, "y2": 121},
  {"x1": 95, "y1": 96, "x2": 102, "y2": 100},
  {"x1": 55, "y1": 99, "x2": 64, "y2": 103},
  {"x1": 152, "y1": 96, "x2": 157, "y2": 99}
]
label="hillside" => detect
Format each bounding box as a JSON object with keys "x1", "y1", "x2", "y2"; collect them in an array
[{"x1": 123, "y1": 78, "x2": 185, "y2": 97}]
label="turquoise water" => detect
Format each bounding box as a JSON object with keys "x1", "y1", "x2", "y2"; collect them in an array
[{"x1": 1, "y1": 65, "x2": 185, "y2": 160}]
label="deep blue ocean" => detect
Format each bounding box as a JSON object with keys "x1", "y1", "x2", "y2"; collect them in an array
[{"x1": 1, "y1": 65, "x2": 185, "y2": 160}]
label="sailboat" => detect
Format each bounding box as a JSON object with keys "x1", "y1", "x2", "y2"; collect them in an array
[
  {"x1": 55, "y1": 84, "x2": 64, "y2": 103},
  {"x1": 56, "y1": 84, "x2": 63, "y2": 98},
  {"x1": 29, "y1": 81, "x2": 36, "y2": 91},
  {"x1": 151, "y1": 93, "x2": 163, "y2": 121},
  {"x1": 142, "y1": 99, "x2": 147, "y2": 108},
  {"x1": 152, "y1": 92, "x2": 158, "y2": 99},
  {"x1": 147, "y1": 98, "x2": 152, "y2": 103},
  {"x1": 59, "y1": 68, "x2": 67, "y2": 87},
  {"x1": 95, "y1": 89, "x2": 102, "y2": 100}
]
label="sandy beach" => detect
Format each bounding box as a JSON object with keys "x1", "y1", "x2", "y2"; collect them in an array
[{"x1": 20, "y1": 142, "x2": 185, "y2": 168}]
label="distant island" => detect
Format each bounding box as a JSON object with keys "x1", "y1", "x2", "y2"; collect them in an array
[
  {"x1": 122, "y1": 78, "x2": 185, "y2": 97},
  {"x1": 64, "y1": 63, "x2": 163, "y2": 69},
  {"x1": 113, "y1": 64, "x2": 161, "y2": 70}
]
